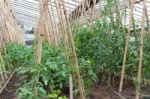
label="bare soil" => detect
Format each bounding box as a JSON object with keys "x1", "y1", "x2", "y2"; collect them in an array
[
  {"x1": 0, "y1": 73, "x2": 20, "y2": 99},
  {"x1": 89, "y1": 85, "x2": 121, "y2": 99},
  {"x1": 89, "y1": 84, "x2": 150, "y2": 99},
  {"x1": 0, "y1": 75, "x2": 150, "y2": 99}
]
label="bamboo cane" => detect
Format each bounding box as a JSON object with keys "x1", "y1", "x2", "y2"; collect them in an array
[
  {"x1": 34, "y1": 0, "x2": 49, "y2": 97},
  {"x1": 35, "y1": 0, "x2": 49, "y2": 64},
  {"x1": 79, "y1": 0, "x2": 88, "y2": 30},
  {"x1": 45, "y1": 4, "x2": 55, "y2": 44},
  {"x1": 88, "y1": 0, "x2": 98, "y2": 30},
  {"x1": 48, "y1": 5, "x2": 58, "y2": 47},
  {"x1": 116, "y1": 0, "x2": 122, "y2": 29},
  {"x1": 44, "y1": 19, "x2": 51, "y2": 44},
  {"x1": 58, "y1": 1, "x2": 69, "y2": 46},
  {"x1": 143, "y1": 0, "x2": 150, "y2": 40},
  {"x1": 0, "y1": 52, "x2": 5, "y2": 85},
  {"x1": 0, "y1": 0, "x2": 24, "y2": 84},
  {"x1": 119, "y1": 0, "x2": 134, "y2": 93},
  {"x1": 54, "y1": 0, "x2": 70, "y2": 58},
  {"x1": 61, "y1": 0, "x2": 85, "y2": 99},
  {"x1": 49, "y1": 1, "x2": 58, "y2": 46},
  {"x1": 0, "y1": 0, "x2": 25, "y2": 44},
  {"x1": 0, "y1": 51, "x2": 7, "y2": 79},
  {"x1": 83, "y1": 0, "x2": 89, "y2": 25},
  {"x1": 135, "y1": 0, "x2": 146, "y2": 98}
]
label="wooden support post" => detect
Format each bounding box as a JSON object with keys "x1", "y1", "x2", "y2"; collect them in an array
[{"x1": 69, "y1": 74, "x2": 73, "y2": 99}]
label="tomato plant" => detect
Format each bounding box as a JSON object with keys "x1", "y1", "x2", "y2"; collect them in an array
[{"x1": 2, "y1": 41, "x2": 96, "y2": 98}]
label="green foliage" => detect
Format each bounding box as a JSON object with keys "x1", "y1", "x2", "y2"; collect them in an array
[
  {"x1": 17, "y1": 82, "x2": 47, "y2": 99},
  {"x1": 74, "y1": 19, "x2": 150, "y2": 84},
  {"x1": 79, "y1": 58, "x2": 97, "y2": 90},
  {"x1": 3, "y1": 43, "x2": 34, "y2": 68},
  {"x1": 41, "y1": 42, "x2": 70, "y2": 90},
  {"x1": 75, "y1": 20, "x2": 126, "y2": 75},
  {"x1": 3, "y1": 16, "x2": 150, "y2": 99},
  {"x1": 48, "y1": 90, "x2": 68, "y2": 99},
  {"x1": 143, "y1": 35, "x2": 150, "y2": 79},
  {"x1": 3, "y1": 41, "x2": 96, "y2": 98},
  {"x1": 15, "y1": 42, "x2": 70, "y2": 98}
]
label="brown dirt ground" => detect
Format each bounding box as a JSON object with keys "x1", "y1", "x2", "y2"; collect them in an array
[
  {"x1": 89, "y1": 84, "x2": 150, "y2": 99},
  {"x1": 0, "y1": 75, "x2": 150, "y2": 99},
  {"x1": 89, "y1": 85, "x2": 121, "y2": 99},
  {"x1": 0, "y1": 73, "x2": 20, "y2": 99}
]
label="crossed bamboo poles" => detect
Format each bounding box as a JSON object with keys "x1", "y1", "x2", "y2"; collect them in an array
[
  {"x1": 35, "y1": 0, "x2": 86, "y2": 98},
  {"x1": 119, "y1": 0, "x2": 148, "y2": 99},
  {"x1": 0, "y1": 0, "x2": 25, "y2": 93},
  {"x1": 24, "y1": 0, "x2": 150, "y2": 99},
  {"x1": 0, "y1": 0, "x2": 149, "y2": 98}
]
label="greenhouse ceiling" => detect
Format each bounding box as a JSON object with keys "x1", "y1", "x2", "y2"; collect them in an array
[{"x1": 5, "y1": 0, "x2": 150, "y2": 27}]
